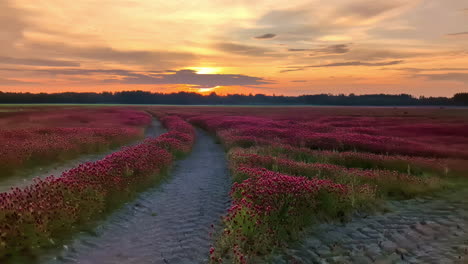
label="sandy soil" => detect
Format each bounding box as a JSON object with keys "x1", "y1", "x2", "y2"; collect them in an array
[
  {"x1": 43, "y1": 129, "x2": 231, "y2": 264},
  {"x1": 272, "y1": 188, "x2": 468, "y2": 264}
]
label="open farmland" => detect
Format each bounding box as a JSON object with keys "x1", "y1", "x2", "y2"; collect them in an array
[
  {"x1": 0, "y1": 107, "x2": 152, "y2": 179},
  {"x1": 0, "y1": 106, "x2": 467, "y2": 263}
]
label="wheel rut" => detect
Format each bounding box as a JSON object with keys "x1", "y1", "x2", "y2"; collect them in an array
[
  {"x1": 272, "y1": 189, "x2": 468, "y2": 264},
  {"x1": 43, "y1": 129, "x2": 231, "y2": 264}
]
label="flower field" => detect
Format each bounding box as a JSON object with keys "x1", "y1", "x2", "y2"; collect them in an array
[
  {"x1": 0, "y1": 113, "x2": 195, "y2": 259},
  {"x1": 147, "y1": 106, "x2": 468, "y2": 263},
  {"x1": 1, "y1": 106, "x2": 467, "y2": 263},
  {"x1": 0, "y1": 108, "x2": 153, "y2": 177}
]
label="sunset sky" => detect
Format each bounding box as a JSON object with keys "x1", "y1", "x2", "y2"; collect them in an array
[{"x1": 1, "y1": 0, "x2": 468, "y2": 96}]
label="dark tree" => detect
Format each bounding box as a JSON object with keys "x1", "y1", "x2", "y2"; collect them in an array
[
  {"x1": 453, "y1": 93, "x2": 468, "y2": 105},
  {"x1": 0, "y1": 90, "x2": 461, "y2": 106}
]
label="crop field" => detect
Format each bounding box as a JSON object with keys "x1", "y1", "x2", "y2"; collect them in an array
[
  {"x1": 0, "y1": 107, "x2": 152, "y2": 178},
  {"x1": 0, "y1": 106, "x2": 467, "y2": 263}
]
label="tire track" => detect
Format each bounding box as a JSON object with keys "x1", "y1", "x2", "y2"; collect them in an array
[
  {"x1": 43, "y1": 129, "x2": 231, "y2": 264},
  {"x1": 271, "y1": 189, "x2": 468, "y2": 264}
]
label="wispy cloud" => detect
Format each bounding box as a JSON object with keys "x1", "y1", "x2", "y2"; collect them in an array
[
  {"x1": 288, "y1": 44, "x2": 351, "y2": 56},
  {"x1": 288, "y1": 49, "x2": 311, "y2": 52},
  {"x1": 24, "y1": 42, "x2": 198, "y2": 69},
  {"x1": 279, "y1": 68, "x2": 307, "y2": 73},
  {"x1": 214, "y1": 42, "x2": 280, "y2": 57},
  {"x1": 0, "y1": 1, "x2": 27, "y2": 52},
  {"x1": 343, "y1": 48, "x2": 433, "y2": 61},
  {"x1": 0, "y1": 78, "x2": 38, "y2": 86},
  {"x1": 239, "y1": 0, "x2": 411, "y2": 43},
  {"x1": 254, "y1": 33, "x2": 276, "y2": 39},
  {"x1": 395, "y1": 67, "x2": 468, "y2": 72},
  {"x1": 311, "y1": 60, "x2": 403, "y2": 67},
  {"x1": 334, "y1": 0, "x2": 405, "y2": 23},
  {"x1": 280, "y1": 60, "x2": 404, "y2": 73},
  {"x1": 415, "y1": 72, "x2": 468, "y2": 83},
  {"x1": 0, "y1": 56, "x2": 80, "y2": 67},
  {"x1": 446, "y1": 32, "x2": 468, "y2": 37}
]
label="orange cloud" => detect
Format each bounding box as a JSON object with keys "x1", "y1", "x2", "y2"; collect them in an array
[{"x1": 0, "y1": 0, "x2": 467, "y2": 97}]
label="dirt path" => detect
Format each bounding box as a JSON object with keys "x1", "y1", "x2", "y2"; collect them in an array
[
  {"x1": 271, "y1": 189, "x2": 468, "y2": 264},
  {"x1": 0, "y1": 120, "x2": 166, "y2": 193},
  {"x1": 43, "y1": 129, "x2": 231, "y2": 264}
]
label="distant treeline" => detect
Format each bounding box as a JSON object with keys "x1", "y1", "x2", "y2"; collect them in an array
[{"x1": 1, "y1": 91, "x2": 468, "y2": 106}]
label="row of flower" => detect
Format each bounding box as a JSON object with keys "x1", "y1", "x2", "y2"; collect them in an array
[
  {"x1": 235, "y1": 144, "x2": 464, "y2": 177},
  {"x1": 167, "y1": 106, "x2": 468, "y2": 147},
  {"x1": 0, "y1": 108, "x2": 152, "y2": 177},
  {"x1": 167, "y1": 113, "x2": 463, "y2": 263},
  {"x1": 0, "y1": 107, "x2": 153, "y2": 129},
  {"x1": 189, "y1": 115, "x2": 468, "y2": 159},
  {"x1": 212, "y1": 168, "x2": 366, "y2": 263},
  {"x1": 228, "y1": 148, "x2": 441, "y2": 198},
  {"x1": 0, "y1": 114, "x2": 195, "y2": 259}
]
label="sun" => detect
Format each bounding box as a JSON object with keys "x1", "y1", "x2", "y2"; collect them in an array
[
  {"x1": 187, "y1": 67, "x2": 221, "y2": 74},
  {"x1": 187, "y1": 85, "x2": 220, "y2": 93},
  {"x1": 197, "y1": 86, "x2": 219, "y2": 93}
]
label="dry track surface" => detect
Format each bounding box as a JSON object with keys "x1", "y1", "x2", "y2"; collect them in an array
[
  {"x1": 43, "y1": 129, "x2": 231, "y2": 264},
  {"x1": 272, "y1": 188, "x2": 468, "y2": 264}
]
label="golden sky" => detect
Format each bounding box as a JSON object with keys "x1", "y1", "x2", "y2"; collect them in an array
[{"x1": 1, "y1": 0, "x2": 468, "y2": 96}]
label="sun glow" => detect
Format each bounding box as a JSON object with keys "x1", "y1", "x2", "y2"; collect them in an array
[
  {"x1": 188, "y1": 86, "x2": 220, "y2": 93},
  {"x1": 198, "y1": 87, "x2": 217, "y2": 92}
]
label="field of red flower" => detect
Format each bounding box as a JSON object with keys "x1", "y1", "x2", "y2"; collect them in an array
[
  {"x1": 0, "y1": 108, "x2": 151, "y2": 177},
  {"x1": 0, "y1": 114, "x2": 195, "y2": 259},
  {"x1": 1, "y1": 106, "x2": 467, "y2": 263},
  {"x1": 149, "y1": 106, "x2": 468, "y2": 263}
]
